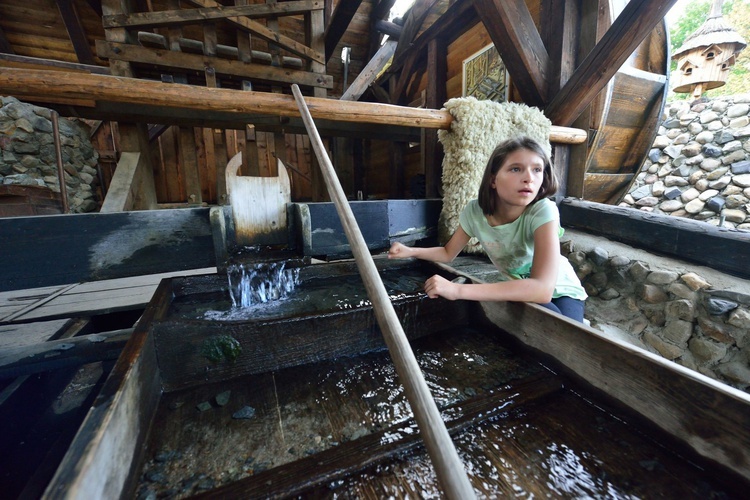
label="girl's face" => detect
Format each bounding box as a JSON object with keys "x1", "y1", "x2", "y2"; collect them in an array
[{"x1": 490, "y1": 148, "x2": 545, "y2": 211}]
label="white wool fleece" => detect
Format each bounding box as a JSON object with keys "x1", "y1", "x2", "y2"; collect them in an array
[{"x1": 437, "y1": 97, "x2": 552, "y2": 252}]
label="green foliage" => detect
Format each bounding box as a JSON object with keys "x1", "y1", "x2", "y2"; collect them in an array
[{"x1": 669, "y1": 0, "x2": 750, "y2": 100}]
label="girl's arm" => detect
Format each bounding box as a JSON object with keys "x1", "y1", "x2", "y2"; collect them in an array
[
  {"x1": 424, "y1": 220, "x2": 560, "y2": 303},
  {"x1": 388, "y1": 226, "x2": 471, "y2": 263}
]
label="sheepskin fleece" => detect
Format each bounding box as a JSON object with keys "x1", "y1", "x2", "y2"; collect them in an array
[{"x1": 437, "y1": 97, "x2": 552, "y2": 252}]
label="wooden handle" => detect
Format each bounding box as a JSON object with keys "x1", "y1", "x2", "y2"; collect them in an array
[
  {"x1": 291, "y1": 85, "x2": 476, "y2": 499},
  {"x1": 0, "y1": 68, "x2": 586, "y2": 144}
]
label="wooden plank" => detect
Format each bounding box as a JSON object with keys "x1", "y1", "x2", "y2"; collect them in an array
[
  {"x1": 103, "y1": 1, "x2": 323, "y2": 29},
  {"x1": 43, "y1": 283, "x2": 165, "y2": 500},
  {"x1": 0, "y1": 319, "x2": 72, "y2": 349},
  {"x1": 95, "y1": 41, "x2": 333, "y2": 89},
  {"x1": 99, "y1": 151, "x2": 140, "y2": 212},
  {"x1": 0, "y1": 208, "x2": 215, "y2": 292},
  {"x1": 545, "y1": 1, "x2": 676, "y2": 126},
  {"x1": 559, "y1": 198, "x2": 750, "y2": 280},
  {"x1": 199, "y1": 371, "x2": 563, "y2": 499},
  {"x1": 473, "y1": 0, "x2": 550, "y2": 106},
  {"x1": 0, "y1": 328, "x2": 132, "y2": 379}
]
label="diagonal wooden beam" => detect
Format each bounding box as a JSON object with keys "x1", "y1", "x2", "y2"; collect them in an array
[
  {"x1": 56, "y1": 0, "x2": 96, "y2": 65},
  {"x1": 103, "y1": 0, "x2": 323, "y2": 29},
  {"x1": 544, "y1": 0, "x2": 678, "y2": 126},
  {"x1": 473, "y1": 0, "x2": 550, "y2": 108},
  {"x1": 324, "y1": 0, "x2": 363, "y2": 62},
  {"x1": 183, "y1": 0, "x2": 324, "y2": 64},
  {"x1": 340, "y1": 39, "x2": 397, "y2": 101}
]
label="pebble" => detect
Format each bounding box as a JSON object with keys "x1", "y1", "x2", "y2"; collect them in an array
[{"x1": 232, "y1": 406, "x2": 256, "y2": 419}]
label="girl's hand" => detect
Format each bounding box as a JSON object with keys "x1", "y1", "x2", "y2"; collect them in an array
[
  {"x1": 424, "y1": 274, "x2": 460, "y2": 300},
  {"x1": 387, "y1": 242, "x2": 411, "y2": 259}
]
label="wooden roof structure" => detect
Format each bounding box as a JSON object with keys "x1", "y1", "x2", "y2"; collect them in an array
[{"x1": 1, "y1": 0, "x2": 674, "y2": 208}]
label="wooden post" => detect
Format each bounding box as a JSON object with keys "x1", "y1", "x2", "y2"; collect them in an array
[{"x1": 291, "y1": 84, "x2": 476, "y2": 500}]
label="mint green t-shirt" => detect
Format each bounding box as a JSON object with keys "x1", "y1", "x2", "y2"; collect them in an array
[{"x1": 458, "y1": 198, "x2": 587, "y2": 301}]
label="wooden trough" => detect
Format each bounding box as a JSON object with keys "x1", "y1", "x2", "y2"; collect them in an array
[{"x1": 38, "y1": 255, "x2": 750, "y2": 499}]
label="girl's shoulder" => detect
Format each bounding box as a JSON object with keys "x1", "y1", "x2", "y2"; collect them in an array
[{"x1": 527, "y1": 197, "x2": 558, "y2": 218}]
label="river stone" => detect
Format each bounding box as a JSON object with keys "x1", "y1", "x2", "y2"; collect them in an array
[
  {"x1": 707, "y1": 120, "x2": 724, "y2": 131},
  {"x1": 647, "y1": 270, "x2": 679, "y2": 285},
  {"x1": 663, "y1": 187, "x2": 682, "y2": 200},
  {"x1": 712, "y1": 100, "x2": 729, "y2": 113},
  {"x1": 728, "y1": 308, "x2": 750, "y2": 329},
  {"x1": 681, "y1": 273, "x2": 710, "y2": 291},
  {"x1": 660, "y1": 199, "x2": 683, "y2": 212},
  {"x1": 599, "y1": 288, "x2": 620, "y2": 300},
  {"x1": 667, "y1": 283, "x2": 696, "y2": 300},
  {"x1": 697, "y1": 317, "x2": 735, "y2": 344},
  {"x1": 630, "y1": 184, "x2": 651, "y2": 199},
  {"x1": 723, "y1": 208, "x2": 747, "y2": 223},
  {"x1": 699, "y1": 110, "x2": 720, "y2": 124},
  {"x1": 727, "y1": 103, "x2": 750, "y2": 118},
  {"x1": 664, "y1": 144, "x2": 682, "y2": 158},
  {"x1": 680, "y1": 187, "x2": 700, "y2": 202},
  {"x1": 688, "y1": 122, "x2": 703, "y2": 135},
  {"x1": 722, "y1": 140, "x2": 742, "y2": 153},
  {"x1": 715, "y1": 130, "x2": 735, "y2": 144},
  {"x1": 688, "y1": 337, "x2": 727, "y2": 364},
  {"x1": 609, "y1": 256, "x2": 631, "y2": 268},
  {"x1": 708, "y1": 176, "x2": 731, "y2": 190},
  {"x1": 643, "y1": 332, "x2": 683, "y2": 360},
  {"x1": 733, "y1": 173, "x2": 750, "y2": 188},
  {"x1": 638, "y1": 283, "x2": 668, "y2": 303},
  {"x1": 665, "y1": 299, "x2": 695, "y2": 322},
  {"x1": 701, "y1": 143, "x2": 722, "y2": 158},
  {"x1": 695, "y1": 130, "x2": 714, "y2": 144},
  {"x1": 684, "y1": 198, "x2": 705, "y2": 213},
  {"x1": 673, "y1": 132, "x2": 691, "y2": 145},
  {"x1": 664, "y1": 175, "x2": 688, "y2": 187},
  {"x1": 232, "y1": 406, "x2": 256, "y2": 419},
  {"x1": 716, "y1": 359, "x2": 750, "y2": 387},
  {"x1": 705, "y1": 297, "x2": 739, "y2": 316},
  {"x1": 729, "y1": 116, "x2": 749, "y2": 130},
  {"x1": 636, "y1": 196, "x2": 659, "y2": 207},
  {"x1": 698, "y1": 188, "x2": 719, "y2": 201},
  {"x1": 700, "y1": 157, "x2": 722, "y2": 172},
  {"x1": 721, "y1": 149, "x2": 746, "y2": 164},
  {"x1": 648, "y1": 148, "x2": 662, "y2": 162},
  {"x1": 629, "y1": 261, "x2": 650, "y2": 281},
  {"x1": 589, "y1": 247, "x2": 609, "y2": 266},
  {"x1": 706, "y1": 196, "x2": 725, "y2": 212},
  {"x1": 663, "y1": 117, "x2": 681, "y2": 129}
]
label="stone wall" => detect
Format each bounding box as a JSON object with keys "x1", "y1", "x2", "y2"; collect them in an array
[
  {"x1": 622, "y1": 94, "x2": 750, "y2": 230},
  {"x1": 562, "y1": 230, "x2": 750, "y2": 393},
  {"x1": 0, "y1": 96, "x2": 99, "y2": 213}
]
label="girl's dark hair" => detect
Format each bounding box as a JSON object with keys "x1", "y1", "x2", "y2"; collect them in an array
[{"x1": 477, "y1": 136, "x2": 558, "y2": 215}]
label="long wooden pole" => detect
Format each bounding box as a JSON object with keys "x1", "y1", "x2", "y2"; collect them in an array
[
  {"x1": 291, "y1": 84, "x2": 476, "y2": 499},
  {"x1": 0, "y1": 68, "x2": 587, "y2": 144}
]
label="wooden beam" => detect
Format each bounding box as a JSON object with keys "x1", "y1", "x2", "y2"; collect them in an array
[
  {"x1": 559, "y1": 198, "x2": 750, "y2": 280},
  {"x1": 473, "y1": 0, "x2": 550, "y2": 107},
  {"x1": 55, "y1": 0, "x2": 96, "y2": 65},
  {"x1": 103, "y1": 0, "x2": 323, "y2": 29},
  {"x1": 391, "y1": 0, "x2": 439, "y2": 100},
  {"x1": 545, "y1": 0, "x2": 678, "y2": 126},
  {"x1": 0, "y1": 69, "x2": 587, "y2": 143},
  {"x1": 424, "y1": 37, "x2": 446, "y2": 198},
  {"x1": 374, "y1": 19, "x2": 402, "y2": 39},
  {"x1": 183, "y1": 0, "x2": 324, "y2": 64},
  {"x1": 0, "y1": 53, "x2": 109, "y2": 74},
  {"x1": 340, "y1": 39, "x2": 396, "y2": 101},
  {"x1": 99, "y1": 152, "x2": 140, "y2": 212},
  {"x1": 95, "y1": 41, "x2": 332, "y2": 89},
  {"x1": 324, "y1": 0, "x2": 363, "y2": 62}
]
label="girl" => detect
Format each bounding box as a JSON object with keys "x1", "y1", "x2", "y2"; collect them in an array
[{"x1": 388, "y1": 136, "x2": 587, "y2": 322}]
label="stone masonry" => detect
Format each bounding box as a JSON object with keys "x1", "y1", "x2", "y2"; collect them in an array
[
  {"x1": 622, "y1": 94, "x2": 750, "y2": 231},
  {"x1": 562, "y1": 230, "x2": 750, "y2": 393},
  {"x1": 0, "y1": 96, "x2": 99, "y2": 213}
]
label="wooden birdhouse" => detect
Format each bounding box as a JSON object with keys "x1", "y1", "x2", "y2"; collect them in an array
[{"x1": 672, "y1": 0, "x2": 746, "y2": 97}]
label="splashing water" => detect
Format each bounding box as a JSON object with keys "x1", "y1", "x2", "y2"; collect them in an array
[{"x1": 227, "y1": 261, "x2": 300, "y2": 308}]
